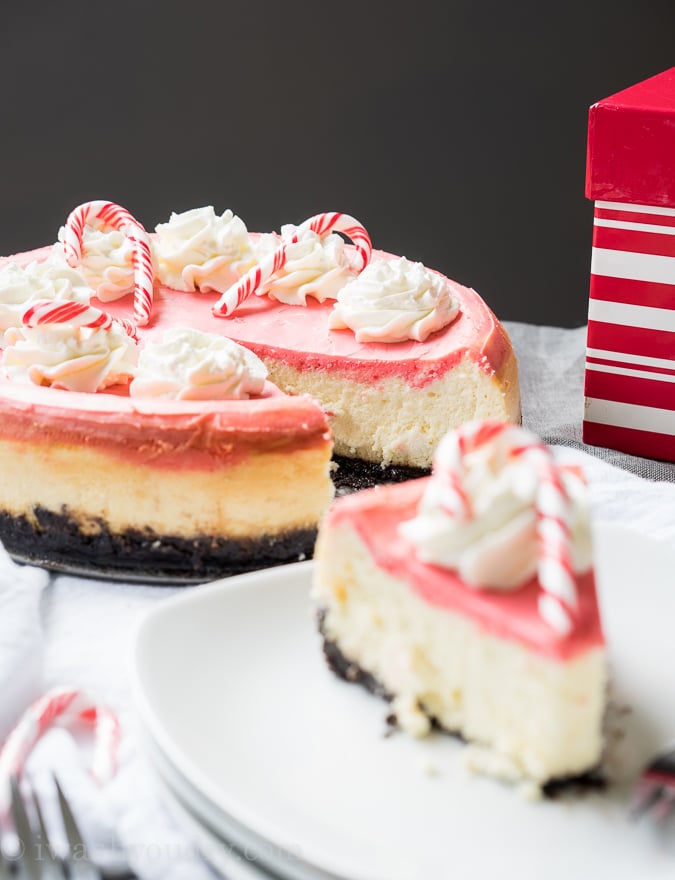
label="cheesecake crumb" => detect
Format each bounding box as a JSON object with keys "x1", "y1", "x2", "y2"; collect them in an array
[
  {"x1": 391, "y1": 694, "x2": 431, "y2": 738},
  {"x1": 463, "y1": 745, "x2": 523, "y2": 783},
  {"x1": 463, "y1": 745, "x2": 544, "y2": 799},
  {"x1": 419, "y1": 758, "x2": 440, "y2": 778}
]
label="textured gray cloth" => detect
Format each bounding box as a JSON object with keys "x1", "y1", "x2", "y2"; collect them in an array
[
  {"x1": 505, "y1": 321, "x2": 675, "y2": 482},
  {"x1": 506, "y1": 322, "x2": 675, "y2": 544}
]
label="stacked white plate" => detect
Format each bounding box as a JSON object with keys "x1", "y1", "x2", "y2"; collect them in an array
[{"x1": 130, "y1": 532, "x2": 675, "y2": 880}]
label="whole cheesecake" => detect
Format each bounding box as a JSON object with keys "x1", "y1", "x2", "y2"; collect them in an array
[
  {"x1": 0, "y1": 203, "x2": 520, "y2": 580},
  {"x1": 313, "y1": 421, "x2": 606, "y2": 790}
]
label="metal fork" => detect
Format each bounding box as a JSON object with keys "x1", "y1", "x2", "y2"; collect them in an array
[
  {"x1": 9, "y1": 774, "x2": 102, "y2": 879},
  {"x1": 0, "y1": 829, "x2": 12, "y2": 880},
  {"x1": 630, "y1": 746, "x2": 675, "y2": 822}
]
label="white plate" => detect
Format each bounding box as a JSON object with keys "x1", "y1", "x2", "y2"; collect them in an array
[
  {"x1": 150, "y1": 761, "x2": 274, "y2": 880},
  {"x1": 143, "y1": 726, "x2": 323, "y2": 880},
  {"x1": 130, "y1": 529, "x2": 675, "y2": 880}
]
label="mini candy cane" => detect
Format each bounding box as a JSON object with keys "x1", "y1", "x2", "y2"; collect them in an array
[
  {"x1": 527, "y1": 453, "x2": 578, "y2": 638},
  {"x1": 213, "y1": 242, "x2": 289, "y2": 317},
  {"x1": 63, "y1": 200, "x2": 154, "y2": 327},
  {"x1": 213, "y1": 211, "x2": 372, "y2": 317},
  {"x1": 432, "y1": 420, "x2": 510, "y2": 520},
  {"x1": 293, "y1": 212, "x2": 372, "y2": 273},
  {"x1": 432, "y1": 420, "x2": 578, "y2": 637},
  {"x1": 22, "y1": 299, "x2": 138, "y2": 340},
  {"x1": 0, "y1": 687, "x2": 121, "y2": 813}
]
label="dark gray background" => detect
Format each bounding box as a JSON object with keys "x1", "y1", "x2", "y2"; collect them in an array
[{"x1": 0, "y1": 1, "x2": 673, "y2": 327}]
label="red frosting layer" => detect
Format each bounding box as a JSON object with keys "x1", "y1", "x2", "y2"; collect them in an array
[
  {"x1": 0, "y1": 380, "x2": 330, "y2": 470},
  {"x1": 5, "y1": 245, "x2": 512, "y2": 389},
  {"x1": 0, "y1": 242, "x2": 510, "y2": 466},
  {"x1": 327, "y1": 479, "x2": 605, "y2": 661}
]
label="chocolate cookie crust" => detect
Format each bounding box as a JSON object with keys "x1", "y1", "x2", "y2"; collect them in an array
[{"x1": 0, "y1": 506, "x2": 316, "y2": 584}]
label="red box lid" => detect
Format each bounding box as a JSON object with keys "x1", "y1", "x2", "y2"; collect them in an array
[{"x1": 585, "y1": 67, "x2": 675, "y2": 207}]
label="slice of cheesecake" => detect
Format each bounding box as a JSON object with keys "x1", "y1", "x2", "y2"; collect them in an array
[{"x1": 313, "y1": 421, "x2": 606, "y2": 788}]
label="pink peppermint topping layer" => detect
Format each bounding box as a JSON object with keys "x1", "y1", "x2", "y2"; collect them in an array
[
  {"x1": 327, "y1": 478, "x2": 604, "y2": 661},
  {"x1": 2, "y1": 244, "x2": 510, "y2": 389}
]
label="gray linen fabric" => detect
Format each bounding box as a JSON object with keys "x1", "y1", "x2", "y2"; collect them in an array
[{"x1": 505, "y1": 321, "x2": 675, "y2": 483}]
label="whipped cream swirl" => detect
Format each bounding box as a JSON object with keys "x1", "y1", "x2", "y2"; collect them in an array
[
  {"x1": 153, "y1": 207, "x2": 256, "y2": 293},
  {"x1": 129, "y1": 327, "x2": 267, "y2": 400},
  {"x1": 328, "y1": 257, "x2": 460, "y2": 343},
  {"x1": 254, "y1": 224, "x2": 357, "y2": 305},
  {"x1": 53, "y1": 219, "x2": 137, "y2": 302},
  {"x1": 0, "y1": 260, "x2": 91, "y2": 335},
  {"x1": 3, "y1": 323, "x2": 138, "y2": 392},
  {"x1": 400, "y1": 426, "x2": 592, "y2": 593}
]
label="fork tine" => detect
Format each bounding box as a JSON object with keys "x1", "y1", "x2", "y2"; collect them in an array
[
  {"x1": 53, "y1": 776, "x2": 100, "y2": 879},
  {"x1": 31, "y1": 784, "x2": 62, "y2": 872},
  {"x1": 650, "y1": 787, "x2": 675, "y2": 823},
  {"x1": 0, "y1": 844, "x2": 11, "y2": 880},
  {"x1": 630, "y1": 778, "x2": 661, "y2": 817},
  {"x1": 53, "y1": 776, "x2": 81, "y2": 853},
  {"x1": 631, "y1": 744, "x2": 675, "y2": 822},
  {"x1": 9, "y1": 777, "x2": 41, "y2": 880}
]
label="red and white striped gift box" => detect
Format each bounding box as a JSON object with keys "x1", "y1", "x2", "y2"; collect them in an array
[{"x1": 583, "y1": 68, "x2": 675, "y2": 462}]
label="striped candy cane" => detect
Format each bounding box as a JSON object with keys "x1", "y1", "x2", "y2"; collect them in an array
[
  {"x1": 529, "y1": 452, "x2": 579, "y2": 638},
  {"x1": 432, "y1": 420, "x2": 578, "y2": 637},
  {"x1": 293, "y1": 212, "x2": 372, "y2": 273},
  {"x1": 213, "y1": 211, "x2": 372, "y2": 317},
  {"x1": 213, "y1": 242, "x2": 289, "y2": 317},
  {"x1": 432, "y1": 420, "x2": 510, "y2": 520},
  {"x1": 63, "y1": 200, "x2": 154, "y2": 327},
  {"x1": 22, "y1": 299, "x2": 138, "y2": 340},
  {"x1": 0, "y1": 687, "x2": 121, "y2": 812}
]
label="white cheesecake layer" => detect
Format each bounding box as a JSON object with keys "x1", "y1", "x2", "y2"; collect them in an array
[
  {"x1": 0, "y1": 439, "x2": 333, "y2": 538},
  {"x1": 314, "y1": 522, "x2": 606, "y2": 784},
  {"x1": 267, "y1": 351, "x2": 520, "y2": 468}
]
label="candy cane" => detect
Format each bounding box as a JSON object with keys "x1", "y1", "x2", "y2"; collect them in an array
[
  {"x1": 213, "y1": 211, "x2": 372, "y2": 317},
  {"x1": 22, "y1": 299, "x2": 138, "y2": 341},
  {"x1": 432, "y1": 420, "x2": 578, "y2": 637},
  {"x1": 213, "y1": 242, "x2": 289, "y2": 317},
  {"x1": 293, "y1": 212, "x2": 372, "y2": 273},
  {"x1": 432, "y1": 420, "x2": 510, "y2": 520},
  {"x1": 529, "y1": 453, "x2": 578, "y2": 638},
  {"x1": 63, "y1": 200, "x2": 154, "y2": 327},
  {"x1": 0, "y1": 687, "x2": 121, "y2": 812}
]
